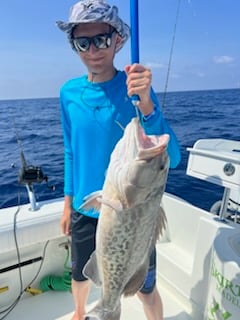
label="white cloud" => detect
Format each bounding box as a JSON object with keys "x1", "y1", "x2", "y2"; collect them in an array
[{"x1": 213, "y1": 55, "x2": 234, "y2": 64}]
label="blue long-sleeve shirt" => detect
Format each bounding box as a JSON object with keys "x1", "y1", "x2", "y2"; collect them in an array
[{"x1": 60, "y1": 70, "x2": 181, "y2": 218}]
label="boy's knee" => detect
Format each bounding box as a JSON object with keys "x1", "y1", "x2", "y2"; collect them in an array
[{"x1": 137, "y1": 287, "x2": 157, "y2": 306}]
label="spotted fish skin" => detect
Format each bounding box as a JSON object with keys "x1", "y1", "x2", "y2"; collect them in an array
[{"x1": 80, "y1": 118, "x2": 169, "y2": 320}]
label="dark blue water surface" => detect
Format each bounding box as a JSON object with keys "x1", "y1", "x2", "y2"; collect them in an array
[{"x1": 0, "y1": 88, "x2": 239, "y2": 211}]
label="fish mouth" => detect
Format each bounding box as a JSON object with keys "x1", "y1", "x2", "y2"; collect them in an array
[{"x1": 135, "y1": 120, "x2": 169, "y2": 160}]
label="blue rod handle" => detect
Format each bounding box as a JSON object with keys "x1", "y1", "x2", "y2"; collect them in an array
[{"x1": 130, "y1": 0, "x2": 140, "y2": 105}]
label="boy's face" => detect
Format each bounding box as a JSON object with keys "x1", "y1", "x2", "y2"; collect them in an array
[{"x1": 73, "y1": 23, "x2": 121, "y2": 78}]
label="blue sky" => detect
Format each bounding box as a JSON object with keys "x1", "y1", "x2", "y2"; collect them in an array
[{"x1": 0, "y1": 0, "x2": 239, "y2": 100}]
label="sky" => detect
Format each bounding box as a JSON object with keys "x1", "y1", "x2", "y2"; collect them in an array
[{"x1": 0, "y1": 0, "x2": 239, "y2": 100}]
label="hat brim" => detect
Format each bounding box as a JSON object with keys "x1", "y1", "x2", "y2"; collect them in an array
[{"x1": 56, "y1": 2, "x2": 130, "y2": 53}]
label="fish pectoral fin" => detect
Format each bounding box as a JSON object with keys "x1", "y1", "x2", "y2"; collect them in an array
[
  {"x1": 83, "y1": 251, "x2": 102, "y2": 287},
  {"x1": 97, "y1": 197, "x2": 123, "y2": 212},
  {"x1": 79, "y1": 190, "x2": 103, "y2": 212},
  {"x1": 83, "y1": 190, "x2": 102, "y2": 202},
  {"x1": 79, "y1": 191, "x2": 122, "y2": 213}
]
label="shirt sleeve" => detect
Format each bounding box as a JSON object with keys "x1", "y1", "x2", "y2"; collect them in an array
[{"x1": 140, "y1": 89, "x2": 181, "y2": 169}]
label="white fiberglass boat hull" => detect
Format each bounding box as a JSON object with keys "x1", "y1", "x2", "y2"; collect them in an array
[
  {"x1": 1, "y1": 137, "x2": 240, "y2": 319},
  {"x1": 0, "y1": 192, "x2": 239, "y2": 320}
]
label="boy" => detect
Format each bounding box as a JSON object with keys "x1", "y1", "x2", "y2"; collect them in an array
[{"x1": 57, "y1": 1, "x2": 180, "y2": 319}]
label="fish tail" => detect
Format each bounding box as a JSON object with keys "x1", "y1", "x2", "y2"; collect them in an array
[{"x1": 86, "y1": 301, "x2": 121, "y2": 320}]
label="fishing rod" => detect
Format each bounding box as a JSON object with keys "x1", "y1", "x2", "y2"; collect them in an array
[
  {"x1": 130, "y1": 0, "x2": 139, "y2": 65},
  {"x1": 130, "y1": 0, "x2": 140, "y2": 110},
  {"x1": 162, "y1": 0, "x2": 182, "y2": 109},
  {"x1": 130, "y1": 0, "x2": 182, "y2": 110},
  {"x1": 13, "y1": 120, "x2": 54, "y2": 211},
  {"x1": 13, "y1": 122, "x2": 46, "y2": 183}
]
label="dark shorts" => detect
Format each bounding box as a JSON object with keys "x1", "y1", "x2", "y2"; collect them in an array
[
  {"x1": 71, "y1": 211, "x2": 156, "y2": 294},
  {"x1": 71, "y1": 211, "x2": 98, "y2": 281}
]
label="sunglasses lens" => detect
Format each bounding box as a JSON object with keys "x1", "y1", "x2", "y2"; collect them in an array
[
  {"x1": 73, "y1": 32, "x2": 114, "y2": 52},
  {"x1": 74, "y1": 38, "x2": 90, "y2": 52},
  {"x1": 93, "y1": 35, "x2": 111, "y2": 49}
]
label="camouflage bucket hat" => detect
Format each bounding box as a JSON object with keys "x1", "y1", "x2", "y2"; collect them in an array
[{"x1": 56, "y1": 0, "x2": 130, "y2": 52}]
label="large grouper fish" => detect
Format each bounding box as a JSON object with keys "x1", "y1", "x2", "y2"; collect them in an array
[{"x1": 80, "y1": 117, "x2": 170, "y2": 320}]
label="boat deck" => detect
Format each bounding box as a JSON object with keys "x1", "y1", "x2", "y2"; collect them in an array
[{"x1": 3, "y1": 278, "x2": 193, "y2": 320}]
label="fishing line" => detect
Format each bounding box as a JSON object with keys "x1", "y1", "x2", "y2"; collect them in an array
[
  {"x1": 162, "y1": 0, "x2": 182, "y2": 110},
  {"x1": 130, "y1": 0, "x2": 182, "y2": 113},
  {"x1": 0, "y1": 240, "x2": 49, "y2": 320},
  {"x1": 0, "y1": 114, "x2": 24, "y2": 208},
  {"x1": 11, "y1": 113, "x2": 37, "y2": 169},
  {"x1": 82, "y1": 73, "x2": 113, "y2": 131},
  {"x1": 0, "y1": 110, "x2": 52, "y2": 318},
  {"x1": 0, "y1": 197, "x2": 49, "y2": 318},
  {"x1": 80, "y1": 74, "x2": 126, "y2": 132},
  {"x1": 13, "y1": 117, "x2": 24, "y2": 153}
]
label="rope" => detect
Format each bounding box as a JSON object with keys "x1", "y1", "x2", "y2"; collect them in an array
[{"x1": 39, "y1": 243, "x2": 72, "y2": 292}]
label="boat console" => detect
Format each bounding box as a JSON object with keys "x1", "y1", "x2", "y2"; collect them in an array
[
  {"x1": 186, "y1": 139, "x2": 240, "y2": 319},
  {"x1": 187, "y1": 138, "x2": 240, "y2": 221}
]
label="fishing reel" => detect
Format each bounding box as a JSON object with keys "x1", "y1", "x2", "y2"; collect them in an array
[
  {"x1": 12, "y1": 131, "x2": 55, "y2": 210},
  {"x1": 17, "y1": 151, "x2": 55, "y2": 211},
  {"x1": 18, "y1": 151, "x2": 55, "y2": 191},
  {"x1": 18, "y1": 165, "x2": 47, "y2": 185}
]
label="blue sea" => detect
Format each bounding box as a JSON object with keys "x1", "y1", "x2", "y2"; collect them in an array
[{"x1": 0, "y1": 88, "x2": 239, "y2": 211}]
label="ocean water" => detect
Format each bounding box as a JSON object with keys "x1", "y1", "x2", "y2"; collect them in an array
[{"x1": 0, "y1": 88, "x2": 239, "y2": 211}]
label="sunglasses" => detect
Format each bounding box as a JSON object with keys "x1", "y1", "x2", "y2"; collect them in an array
[{"x1": 73, "y1": 31, "x2": 115, "y2": 52}]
